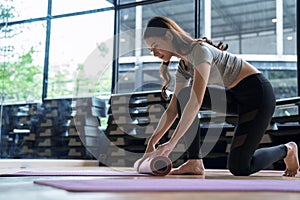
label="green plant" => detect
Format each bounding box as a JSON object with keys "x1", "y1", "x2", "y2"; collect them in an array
[{"x1": 0, "y1": 47, "x2": 43, "y2": 102}]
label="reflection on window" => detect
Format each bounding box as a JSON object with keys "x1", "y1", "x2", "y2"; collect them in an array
[{"x1": 48, "y1": 11, "x2": 114, "y2": 99}]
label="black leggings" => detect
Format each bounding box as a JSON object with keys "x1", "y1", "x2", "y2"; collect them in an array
[{"x1": 176, "y1": 73, "x2": 287, "y2": 176}]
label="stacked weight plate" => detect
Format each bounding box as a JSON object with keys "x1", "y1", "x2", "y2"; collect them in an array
[{"x1": 103, "y1": 90, "x2": 172, "y2": 167}]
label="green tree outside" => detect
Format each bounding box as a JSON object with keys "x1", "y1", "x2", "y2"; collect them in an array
[{"x1": 0, "y1": 47, "x2": 43, "y2": 102}]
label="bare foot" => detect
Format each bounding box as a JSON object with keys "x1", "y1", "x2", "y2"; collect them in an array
[
  {"x1": 169, "y1": 159, "x2": 205, "y2": 175},
  {"x1": 283, "y1": 142, "x2": 299, "y2": 177}
]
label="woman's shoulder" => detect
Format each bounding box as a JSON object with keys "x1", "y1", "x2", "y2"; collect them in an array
[
  {"x1": 195, "y1": 42, "x2": 219, "y2": 53},
  {"x1": 188, "y1": 42, "x2": 214, "y2": 66}
]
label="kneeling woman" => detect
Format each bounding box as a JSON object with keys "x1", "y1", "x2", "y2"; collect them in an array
[{"x1": 135, "y1": 16, "x2": 299, "y2": 176}]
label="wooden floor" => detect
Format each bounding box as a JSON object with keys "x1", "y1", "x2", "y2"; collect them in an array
[{"x1": 0, "y1": 159, "x2": 300, "y2": 200}]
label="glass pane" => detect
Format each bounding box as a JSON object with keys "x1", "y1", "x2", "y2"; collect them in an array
[
  {"x1": 280, "y1": 0, "x2": 297, "y2": 101},
  {"x1": 117, "y1": 0, "x2": 195, "y2": 93},
  {"x1": 118, "y1": 0, "x2": 138, "y2": 4},
  {"x1": 48, "y1": 11, "x2": 114, "y2": 99},
  {"x1": 52, "y1": 0, "x2": 113, "y2": 15},
  {"x1": 118, "y1": 0, "x2": 153, "y2": 5},
  {"x1": 207, "y1": 0, "x2": 297, "y2": 99},
  {"x1": 0, "y1": 0, "x2": 48, "y2": 22},
  {"x1": 0, "y1": 21, "x2": 46, "y2": 103},
  {"x1": 209, "y1": 0, "x2": 276, "y2": 54},
  {"x1": 283, "y1": 0, "x2": 296, "y2": 55}
]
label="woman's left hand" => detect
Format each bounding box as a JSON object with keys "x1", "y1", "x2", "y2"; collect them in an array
[{"x1": 151, "y1": 141, "x2": 175, "y2": 158}]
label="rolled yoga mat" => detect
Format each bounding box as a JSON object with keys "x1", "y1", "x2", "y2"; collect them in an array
[{"x1": 137, "y1": 156, "x2": 172, "y2": 176}]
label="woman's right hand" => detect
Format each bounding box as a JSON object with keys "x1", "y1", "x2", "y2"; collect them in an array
[{"x1": 133, "y1": 141, "x2": 156, "y2": 170}]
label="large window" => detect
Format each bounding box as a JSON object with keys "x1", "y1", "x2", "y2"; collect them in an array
[
  {"x1": 0, "y1": 1, "x2": 114, "y2": 103},
  {"x1": 206, "y1": 0, "x2": 297, "y2": 99},
  {"x1": 1, "y1": 6, "x2": 46, "y2": 103},
  {"x1": 1, "y1": 0, "x2": 297, "y2": 103},
  {"x1": 116, "y1": 0, "x2": 195, "y2": 93},
  {"x1": 115, "y1": 0, "x2": 297, "y2": 99},
  {"x1": 0, "y1": 0, "x2": 114, "y2": 159},
  {"x1": 48, "y1": 11, "x2": 114, "y2": 98}
]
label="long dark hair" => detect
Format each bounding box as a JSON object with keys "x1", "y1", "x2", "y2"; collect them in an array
[{"x1": 144, "y1": 16, "x2": 228, "y2": 99}]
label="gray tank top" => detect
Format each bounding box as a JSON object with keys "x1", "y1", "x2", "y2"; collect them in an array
[{"x1": 175, "y1": 42, "x2": 243, "y2": 87}]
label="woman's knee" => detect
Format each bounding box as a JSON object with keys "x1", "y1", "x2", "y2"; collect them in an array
[
  {"x1": 228, "y1": 165, "x2": 252, "y2": 176},
  {"x1": 227, "y1": 155, "x2": 252, "y2": 176}
]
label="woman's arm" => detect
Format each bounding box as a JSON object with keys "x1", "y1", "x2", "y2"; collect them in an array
[
  {"x1": 146, "y1": 81, "x2": 188, "y2": 152},
  {"x1": 155, "y1": 62, "x2": 211, "y2": 156},
  {"x1": 134, "y1": 81, "x2": 188, "y2": 169}
]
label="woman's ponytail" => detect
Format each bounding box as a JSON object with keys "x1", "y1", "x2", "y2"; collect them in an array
[{"x1": 198, "y1": 37, "x2": 228, "y2": 51}]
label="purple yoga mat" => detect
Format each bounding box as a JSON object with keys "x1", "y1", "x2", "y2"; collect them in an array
[
  {"x1": 34, "y1": 178, "x2": 300, "y2": 192},
  {"x1": 0, "y1": 170, "x2": 148, "y2": 177},
  {"x1": 0, "y1": 169, "x2": 284, "y2": 177}
]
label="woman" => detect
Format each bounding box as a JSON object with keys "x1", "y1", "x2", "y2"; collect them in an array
[{"x1": 135, "y1": 16, "x2": 299, "y2": 176}]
